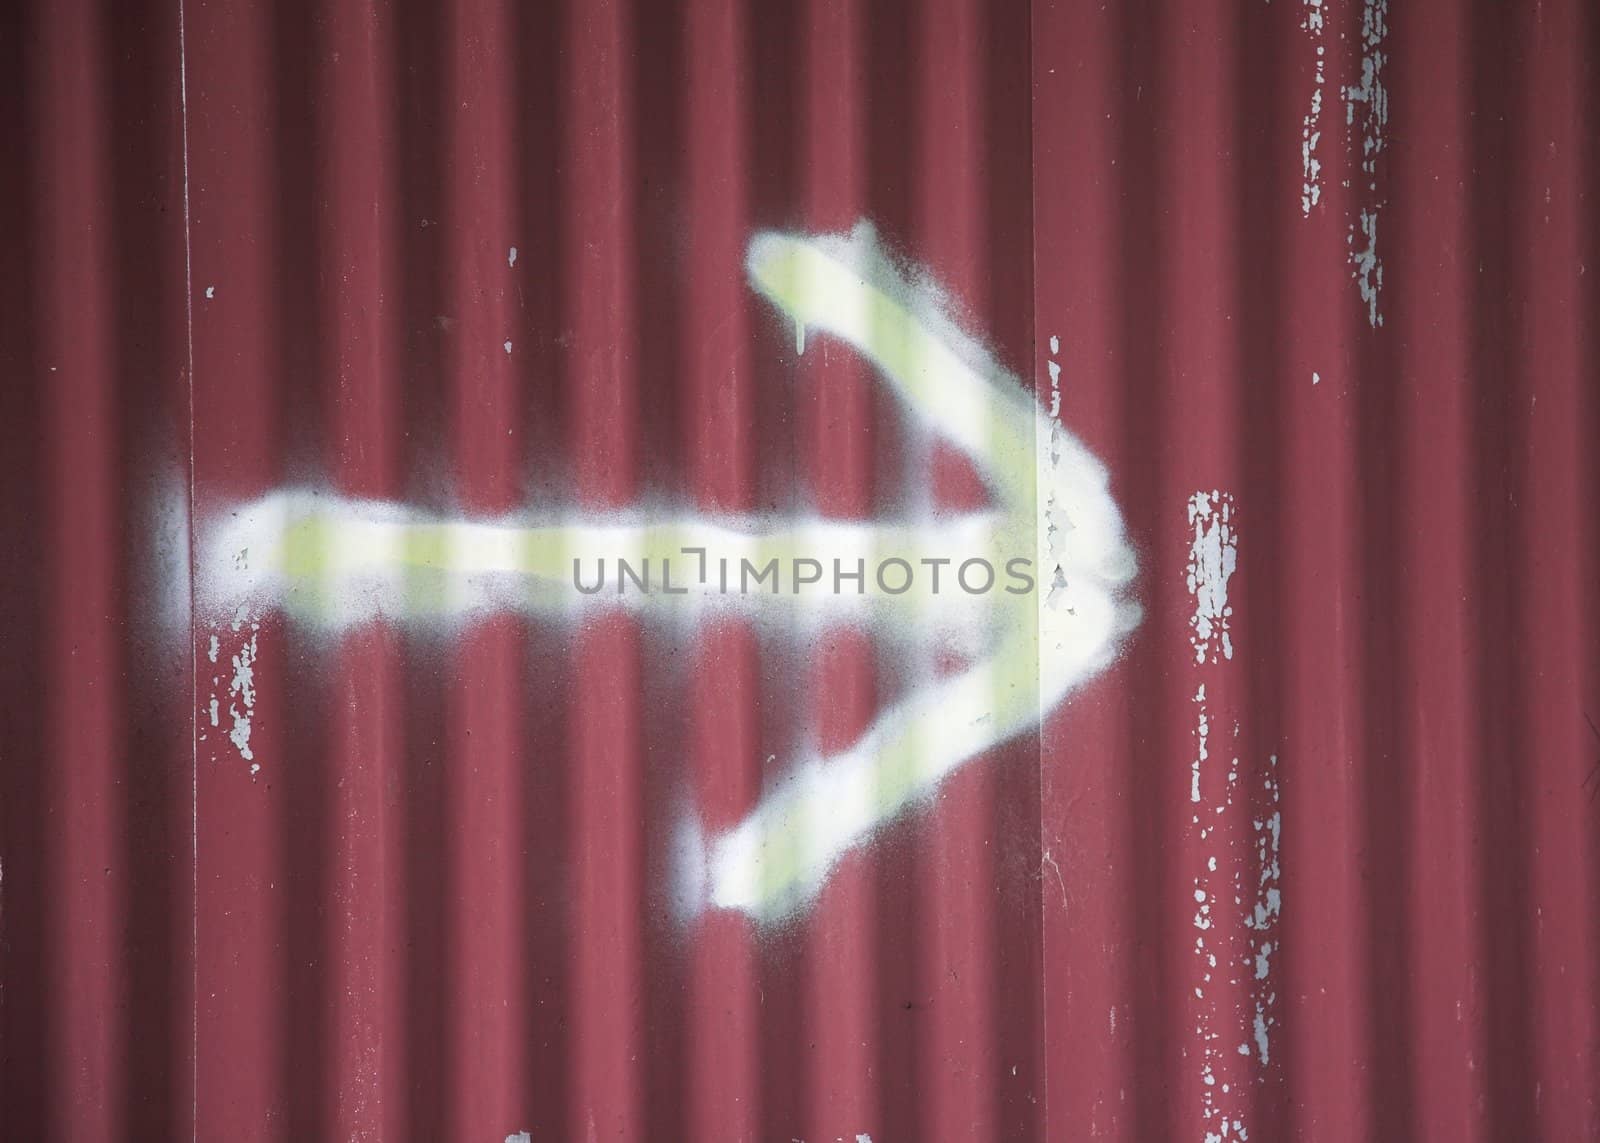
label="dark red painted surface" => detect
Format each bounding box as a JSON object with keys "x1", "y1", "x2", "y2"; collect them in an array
[{"x1": 1, "y1": 0, "x2": 1597, "y2": 1140}]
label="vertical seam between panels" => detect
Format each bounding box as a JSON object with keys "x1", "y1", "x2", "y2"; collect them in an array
[
  {"x1": 1028, "y1": 2, "x2": 1049, "y2": 1139},
  {"x1": 174, "y1": 0, "x2": 198, "y2": 1136}
]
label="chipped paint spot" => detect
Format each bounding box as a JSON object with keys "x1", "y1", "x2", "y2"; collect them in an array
[
  {"x1": 203, "y1": 284, "x2": 215, "y2": 299},
  {"x1": 1186, "y1": 491, "x2": 1237, "y2": 663},
  {"x1": 503, "y1": 339, "x2": 513, "y2": 355},
  {"x1": 507, "y1": 246, "x2": 517, "y2": 268}
]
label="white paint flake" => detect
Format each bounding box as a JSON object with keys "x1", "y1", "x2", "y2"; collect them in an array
[
  {"x1": 507, "y1": 246, "x2": 518, "y2": 268},
  {"x1": 1312, "y1": 371, "x2": 1321, "y2": 386},
  {"x1": 1185, "y1": 491, "x2": 1237, "y2": 664},
  {"x1": 207, "y1": 633, "x2": 219, "y2": 662},
  {"x1": 204, "y1": 285, "x2": 215, "y2": 299},
  {"x1": 503, "y1": 339, "x2": 513, "y2": 355},
  {"x1": 1345, "y1": 0, "x2": 1389, "y2": 326}
]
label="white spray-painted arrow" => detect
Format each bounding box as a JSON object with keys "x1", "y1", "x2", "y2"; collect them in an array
[{"x1": 201, "y1": 223, "x2": 1140, "y2": 920}]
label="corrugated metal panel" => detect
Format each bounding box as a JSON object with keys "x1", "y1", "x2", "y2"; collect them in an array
[{"x1": 1, "y1": 0, "x2": 1596, "y2": 1139}]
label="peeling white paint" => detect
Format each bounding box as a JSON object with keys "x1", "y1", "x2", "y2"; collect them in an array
[
  {"x1": 507, "y1": 246, "x2": 518, "y2": 268},
  {"x1": 505, "y1": 1133, "x2": 530, "y2": 1143},
  {"x1": 1345, "y1": 0, "x2": 1389, "y2": 326},
  {"x1": 503, "y1": 339, "x2": 513, "y2": 355},
  {"x1": 1185, "y1": 492, "x2": 1237, "y2": 664},
  {"x1": 1046, "y1": 334, "x2": 1062, "y2": 420},
  {"x1": 1300, "y1": 0, "x2": 1326, "y2": 215},
  {"x1": 1244, "y1": 753, "x2": 1282, "y2": 1067},
  {"x1": 1349, "y1": 207, "x2": 1384, "y2": 329},
  {"x1": 204, "y1": 613, "x2": 261, "y2": 775},
  {"x1": 227, "y1": 626, "x2": 258, "y2": 766},
  {"x1": 1255, "y1": 941, "x2": 1273, "y2": 980},
  {"x1": 1186, "y1": 492, "x2": 1276, "y2": 1143}
]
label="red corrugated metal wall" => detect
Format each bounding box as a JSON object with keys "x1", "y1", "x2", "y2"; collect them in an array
[{"x1": 1, "y1": 0, "x2": 1596, "y2": 1139}]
